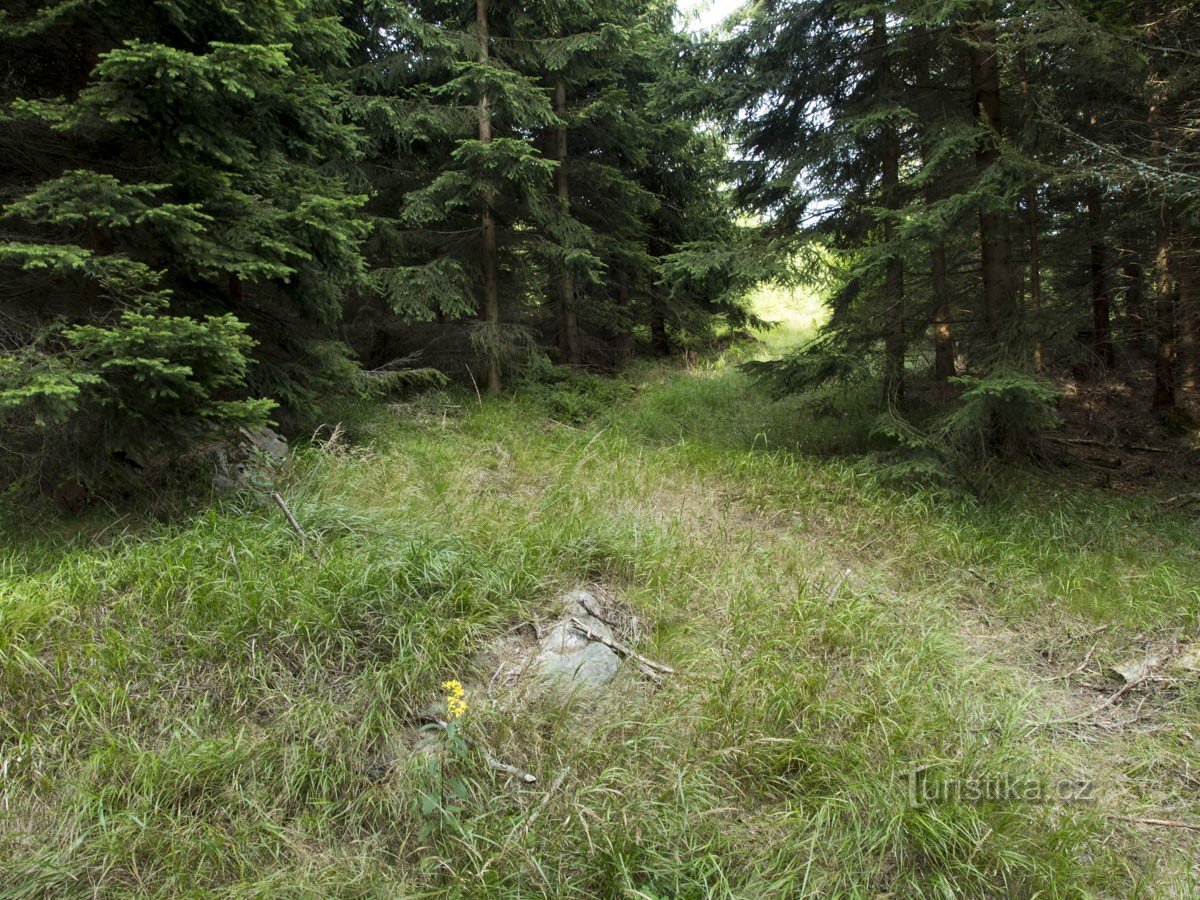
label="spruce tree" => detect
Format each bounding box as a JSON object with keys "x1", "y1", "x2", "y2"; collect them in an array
[{"x1": 0, "y1": 0, "x2": 369, "y2": 483}]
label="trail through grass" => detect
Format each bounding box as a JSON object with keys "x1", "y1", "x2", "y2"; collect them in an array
[{"x1": 2, "y1": 293, "x2": 1199, "y2": 896}]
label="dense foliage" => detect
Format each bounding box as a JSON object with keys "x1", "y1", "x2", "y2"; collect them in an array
[
  {"x1": 717, "y1": 0, "x2": 1200, "y2": 444},
  {"x1": 7, "y1": 0, "x2": 1198, "y2": 492},
  {"x1": 0, "y1": 0, "x2": 743, "y2": 490}
]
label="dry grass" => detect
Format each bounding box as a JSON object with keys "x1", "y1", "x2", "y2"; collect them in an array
[{"x1": 2, "y1": 293, "x2": 1199, "y2": 896}]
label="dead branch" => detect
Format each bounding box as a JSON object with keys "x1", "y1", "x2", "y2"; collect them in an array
[
  {"x1": 568, "y1": 617, "x2": 677, "y2": 680},
  {"x1": 1048, "y1": 436, "x2": 1175, "y2": 454},
  {"x1": 270, "y1": 491, "x2": 312, "y2": 555},
  {"x1": 1109, "y1": 814, "x2": 1200, "y2": 833},
  {"x1": 1030, "y1": 675, "x2": 1150, "y2": 730}
]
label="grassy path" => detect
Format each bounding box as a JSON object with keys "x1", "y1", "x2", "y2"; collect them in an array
[{"x1": 3, "y1": 317, "x2": 1199, "y2": 896}]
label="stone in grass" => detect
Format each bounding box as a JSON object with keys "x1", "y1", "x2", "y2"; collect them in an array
[
  {"x1": 1170, "y1": 646, "x2": 1200, "y2": 674},
  {"x1": 1109, "y1": 655, "x2": 1162, "y2": 684},
  {"x1": 529, "y1": 599, "x2": 620, "y2": 697}
]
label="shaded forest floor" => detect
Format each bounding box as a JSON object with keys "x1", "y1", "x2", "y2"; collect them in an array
[{"x1": 3, "y1": 292, "x2": 1200, "y2": 896}]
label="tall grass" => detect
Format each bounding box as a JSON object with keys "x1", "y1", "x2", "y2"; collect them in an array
[{"x1": 1, "y1": 291, "x2": 1197, "y2": 895}]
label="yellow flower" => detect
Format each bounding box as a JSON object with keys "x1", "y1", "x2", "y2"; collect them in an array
[{"x1": 441, "y1": 679, "x2": 468, "y2": 720}]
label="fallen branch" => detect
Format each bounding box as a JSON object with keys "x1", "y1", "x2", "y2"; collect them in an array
[
  {"x1": 483, "y1": 750, "x2": 537, "y2": 784},
  {"x1": 569, "y1": 617, "x2": 677, "y2": 680},
  {"x1": 1030, "y1": 675, "x2": 1149, "y2": 730},
  {"x1": 1108, "y1": 814, "x2": 1200, "y2": 833},
  {"x1": 270, "y1": 491, "x2": 314, "y2": 556},
  {"x1": 1048, "y1": 436, "x2": 1175, "y2": 455},
  {"x1": 432, "y1": 718, "x2": 537, "y2": 784}
]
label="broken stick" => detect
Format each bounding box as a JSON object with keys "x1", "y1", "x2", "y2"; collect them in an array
[
  {"x1": 483, "y1": 750, "x2": 537, "y2": 784},
  {"x1": 271, "y1": 491, "x2": 310, "y2": 550},
  {"x1": 568, "y1": 617, "x2": 677, "y2": 680},
  {"x1": 1109, "y1": 814, "x2": 1200, "y2": 833},
  {"x1": 432, "y1": 717, "x2": 537, "y2": 784}
]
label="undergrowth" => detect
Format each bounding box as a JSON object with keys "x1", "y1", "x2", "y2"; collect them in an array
[{"x1": 2, "y1": 312, "x2": 1198, "y2": 895}]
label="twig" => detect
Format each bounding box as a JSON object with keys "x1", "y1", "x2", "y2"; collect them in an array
[
  {"x1": 270, "y1": 491, "x2": 313, "y2": 556},
  {"x1": 1048, "y1": 436, "x2": 1175, "y2": 454},
  {"x1": 1041, "y1": 640, "x2": 1099, "y2": 682},
  {"x1": 1108, "y1": 814, "x2": 1200, "y2": 833},
  {"x1": 827, "y1": 568, "x2": 851, "y2": 599},
  {"x1": 431, "y1": 717, "x2": 536, "y2": 784},
  {"x1": 484, "y1": 750, "x2": 538, "y2": 784},
  {"x1": 568, "y1": 617, "x2": 677, "y2": 679},
  {"x1": 1030, "y1": 675, "x2": 1148, "y2": 729}
]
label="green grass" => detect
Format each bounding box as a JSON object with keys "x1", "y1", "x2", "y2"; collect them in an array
[{"x1": 2, "y1": 293, "x2": 1198, "y2": 896}]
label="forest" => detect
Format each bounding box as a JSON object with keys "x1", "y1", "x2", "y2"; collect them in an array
[{"x1": 2, "y1": 0, "x2": 1199, "y2": 896}]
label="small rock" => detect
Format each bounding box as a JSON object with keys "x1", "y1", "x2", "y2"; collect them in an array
[
  {"x1": 240, "y1": 426, "x2": 288, "y2": 462},
  {"x1": 560, "y1": 587, "x2": 619, "y2": 623},
  {"x1": 1109, "y1": 655, "x2": 1161, "y2": 683},
  {"x1": 1170, "y1": 646, "x2": 1200, "y2": 674},
  {"x1": 530, "y1": 619, "x2": 619, "y2": 696}
]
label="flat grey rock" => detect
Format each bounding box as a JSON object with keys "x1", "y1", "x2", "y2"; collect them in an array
[{"x1": 530, "y1": 618, "x2": 619, "y2": 695}]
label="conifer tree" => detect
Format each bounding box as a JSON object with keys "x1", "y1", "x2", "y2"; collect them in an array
[{"x1": 0, "y1": 0, "x2": 369, "y2": 482}]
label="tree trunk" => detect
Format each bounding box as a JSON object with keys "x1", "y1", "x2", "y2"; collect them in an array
[
  {"x1": 1123, "y1": 255, "x2": 1145, "y2": 355},
  {"x1": 1026, "y1": 185, "x2": 1043, "y2": 369},
  {"x1": 552, "y1": 73, "x2": 582, "y2": 367},
  {"x1": 1018, "y1": 50, "x2": 1042, "y2": 370},
  {"x1": 967, "y1": 20, "x2": 1017, "y2": 343},
  {"x1": 614, "y1": 276, "x2": 633, "y2": 363},
  {"x1": 932, "y1": 242, "x2": 956, "y2": 379},
  {"x1": 477, "y1": 0, "x2": 501, "y2": 395},
  {"x1": 1176, "y1": 241, "x2": 1199, "y2": 395},
  {"x1": 650, "y1": 302, "x2": 669, "y2": 357},
  {"x1": 1088, "y1": 186, "x2": 1115, "y2": 368},
  {"x1": 876, "y1": 13, "x2": 905, "y2": 404},
  {"x1": 920, "y1": 25, "x2": 954, "y2": 381},
  {"x1": 1152, "y1": 222, "x2": 1177, "y2": 410},
  {"x1": 1146, "y1": 1, "x2": 1177, "y2": 411}
]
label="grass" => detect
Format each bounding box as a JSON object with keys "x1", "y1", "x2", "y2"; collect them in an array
[{"x1": 2, "y1": 290, "x2": 1199, "y2": 896}]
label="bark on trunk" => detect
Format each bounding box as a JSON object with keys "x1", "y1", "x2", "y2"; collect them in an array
[
  {"x1": 552, "y1": 73, "x2": 582, "y2": 367},
  {"x1": 1152, "y1": 223, "x2": 1177, "y2": 410},
  {"x1": 876, "y1": 14, "x2": 905, "y2": 404},
  {"x1": 1088, "y1": 187, "x2": 1115, "y2": 368},
  {"x1": 477, "y1": 0, "x2": 501, "y2": 395},
  {"x1": 967, "y1": 21, "x2": 1017, "y2": 343},
  {"x1": 932, "y1": 242, "x2": 956, "y2": 379}
]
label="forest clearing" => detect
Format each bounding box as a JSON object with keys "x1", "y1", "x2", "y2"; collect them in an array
[{"x1": 4, "y1": 292, "x2": 1200, "y2": 895}]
